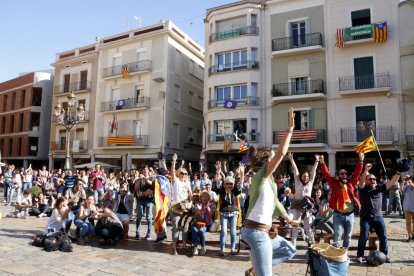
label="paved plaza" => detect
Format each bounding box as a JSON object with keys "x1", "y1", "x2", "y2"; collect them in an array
[{"x1": 0, "y1": 194, "x2": 413, "y2": 275}]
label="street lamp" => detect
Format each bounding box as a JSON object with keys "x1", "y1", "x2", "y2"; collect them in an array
[{"x1": 54, "y1": 92, "x2": 85, "y2": 170}]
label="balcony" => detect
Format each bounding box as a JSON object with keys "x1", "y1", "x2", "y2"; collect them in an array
[
  {"x1": 272, "y1": 80, "x2": 325, "y2": 102},
  {"x1": 339, "y1": 72, "x2": 390, "y2": 95},
  {"x1": 272, "y1": 33, "x2": 323, "y2": 57},
  {"x1": 406, "y1": 135, "x2": 414, "y2": 151},
  {"x1": 209, "y1": 26, "x2": 259, "y2": 42},
  {"x1": 54, "y1": 81, "x2": 91, "y2": 95},
  {"x1": 208, "y1": 61, "x2": 259, "y2": 75},
  {"x1": 208, "y1": 96, "x2": 260, "y2": 109},
  {"x1": 341, "y1": 22, "x2": 387, "y2": 47},
  {"x1": 101, "y1": 97, "x2": 150, "y2": 112},
  {"x1": 98, "y1": 135, "x2": 149, "y2": 147},
  {"x1": 52, "y1": 111, "x2": 90, "y2": 124},
  {"x1": 103, "y1": 60, "x2": 152, "y2": 78},
  {"x1": 273, "y1": 129, "x2": 326, "y2": 147},
  {"x1": 341, "y1": 126, "x2": 393, "y2": 144},
  {"x1": 50, "y1": 140, "x2": 88, "y2": 152},
  {"x1": 208, "y1": 132, "x2": 260, "y2": 143}
]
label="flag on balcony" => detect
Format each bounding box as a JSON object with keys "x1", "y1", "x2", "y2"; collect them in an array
[
  {"x1": 239, "y1": 140, "x2": 249, "y2": 153},
  {"x1": 354, "y1": 135, "x2": 377, "y2": 154},
  {"x1": 335, "y1": 28, "x2": 345, "y2": 48},
  {"x1": 224, "y1": 99, "x2": 237, "y2": 109},
  {"x1": 107, "y1": 136, "x2": 135, "y2": 145},
  {"x1": 110, "y1": 116, "x2": 118, "y2": 134},
  {"x1": 223, "y1": 134, "x2": 232, "y2": 153},
  {"x1": 373, "y1": 21, "x2": 387, "y2": 43},
  {"x1": 121, "y1": 64, "x2": 129, "y2": 79}
]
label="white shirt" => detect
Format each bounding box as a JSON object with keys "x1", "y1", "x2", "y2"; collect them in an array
[
  {"x1": 45, "y1": 209, "x2": 66, "y2": 233},
  {"x1": 247, "y1": 178, "x2": 275, "y2": 225},
  {"x1": 293, "y1": 173, "x2": 313, "y2": 200},
  {"x1": 171, "y1": 179, "x2": 191, "y2": 203}
]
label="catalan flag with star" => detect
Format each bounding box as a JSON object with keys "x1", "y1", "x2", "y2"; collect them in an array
[
  {"x1": 354, "y1": 135, "x2": 377, "y2": 154},
  {"x1": 239, "y1": 140, "x2": 249, "y2": 152},
  {"x1": 373, "y1": 21, "x2": 387, "y2": 43}
]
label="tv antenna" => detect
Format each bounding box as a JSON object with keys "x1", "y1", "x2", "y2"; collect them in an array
[{"x1": 133, "y1": 16, "x2": 142, "y2": 29}]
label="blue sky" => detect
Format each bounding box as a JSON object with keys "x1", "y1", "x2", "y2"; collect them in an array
[{"x1": 0, "y1": 0, "x2": 233, "y2": 82}]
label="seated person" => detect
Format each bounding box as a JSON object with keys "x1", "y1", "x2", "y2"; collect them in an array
[
  {"x1": 112, "y1": 187, "x2": 134, "y2": 239},
  {"x1": 30, "y1": 192, "x2": 50, "y2": 218},
  {"x1": 95, "y1": 202, "x2": 124, "y2": 245},
  {"x1": 74, "y1": 195, "x2": 98, "y2": 244},
  {"x1": 45, "y1": 197, "x2": 69, "y2": 233},
  {"x1": 313, "y1": 189, "x2": 334, "y2": 235},
  {"x1": 191, "y1": 191, "x2": 213, "y2": 256},
  {"x1": 64, "y1": 179, "x2": 87, "y2": 233},
  {"x1": 15, "y1": 189, "x2": 32, "y2": 219}
]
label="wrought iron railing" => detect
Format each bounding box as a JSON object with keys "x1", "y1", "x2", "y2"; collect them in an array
[
  {"x1": 339, "y1": 72, "x2": 390, "y2": 91},
  {"x1": 100, "y1": 97, "x2": 150, "y2": 112},
  {"x1": 98, "y1": 135, "x2": 149, "y2": 147},
  {"x1": 341, "y1": 126, "x2": 393, "y2": 143},
  {"x1": 103, "y1": 60, "x2": 152, "y2": 78},
  {"x1": 50, "y1": 140, "x2": 88, "y2": 151},
  {"x1": 209, "y1": 26, "x2": 259, "y2": 42},
  {"x1": 54, "y1": 81, "x2": 91, "y2": 94},
  {"x1": 208, "y1": 61, "x2": 259, "y2": 75},
  {"x1": 208, "y1": 96, "x2": 260, "y2": 109},
  {"x1": 272, "y1": 33, "x2": 323, "y2": 51},
  {"x1": 272, "y1": 80, "x2": 324, "y2": 97},
  {"x1": 273, "y1": 129, "x2": 326, "y2": 144},
  {"x1": 207, "y1": 132, "x2": 260, "y2": 143}
]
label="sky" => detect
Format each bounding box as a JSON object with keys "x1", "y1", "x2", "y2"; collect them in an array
[{"x1": 0, "y1": 0, "x2": 234, "y2": 83}]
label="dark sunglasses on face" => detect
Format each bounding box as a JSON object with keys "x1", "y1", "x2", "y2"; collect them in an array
[
  {"x1": 367, "y1": 178, "x2": 376, "y2": 181},
  {"x1": 339, "y1": 172, "x2": 348, "y2": 176},
  {"x1": 225, "y1": 182, "x2": 233, "y2": 185},
  {"x1": 180, "y1": 172, "x2": 188, "y2": 175}
]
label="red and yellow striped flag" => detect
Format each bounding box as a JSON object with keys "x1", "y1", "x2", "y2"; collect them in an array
[
  {"x1": 373, "y1": 21, "x2": 387, "y2": 43},
  {"x1": 354, "y1": 135, "x2": 377, "y2": 154},
  {"x1": 121, "y1": 64, "x2": 129, "y2": 79}
]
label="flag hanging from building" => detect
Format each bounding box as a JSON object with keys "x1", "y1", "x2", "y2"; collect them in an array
[
  {"x1": 239, "y1": 140, "x2": 249, "y2": 153},
  {"x1": 354, "y1": 135, "x2": 377, "y2": 154},
  {"x1": 121, "y1": 64, "x2": 129, "y2": 79},
  {"x1": 373, "y1": 21, "x2": 387, "y2": 43},
  {"x1": 224, "y1": 99, "x2": 237, "y2": 109},
  {"x1": 223, "y1": 134, "x2": 232, "y2": 153},
  {"x1": 335, "y1": 28, "x2": 345, "y2": 48}
]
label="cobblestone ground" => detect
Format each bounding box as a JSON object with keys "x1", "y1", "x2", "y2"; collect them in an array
[{"x1": 0, "y1": 192, "x2": 413, "y2": 275}]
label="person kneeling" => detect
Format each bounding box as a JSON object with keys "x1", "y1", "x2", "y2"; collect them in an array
[{"x1": 95, "y1": 202, "x2": 124, "y2": 245}]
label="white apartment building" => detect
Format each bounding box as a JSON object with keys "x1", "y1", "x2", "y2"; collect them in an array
[
  {"x1": 94, "y1": 21, "x2": 204, "y2": 169},
  {"x1": 204, "y1": 0, "x2": 267, "y2": 171}
]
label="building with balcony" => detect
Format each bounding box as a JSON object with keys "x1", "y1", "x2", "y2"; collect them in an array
[
  {"x1": 203, "y1": 0, "x2": 266, "y2": 170},
  {"x1": 94, "y1": 21, "x2": 204, "y2": 169},
  {"x1": 325, "y1": 0, "x2": 402, "y2": 173},
  {"x1": 0, "y1": 72, "x2": 53, "y2": 168},
  {"x1": 49, "y1": 44, "x2": 98, "y2": 169}
]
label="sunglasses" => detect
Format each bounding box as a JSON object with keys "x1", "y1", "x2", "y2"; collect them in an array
[
  {"x1": 339, "y1": 172, "x2": 348, "y2": 176},
  {"x1": 180, "y1": 172, "x2": 188, "y2": 175},
  {"x1": 367, "y1": 178, "x2": 376, "y2": 181},
  {"x1": 225, "y1": 182, "x2": 234, "y2": 185}
]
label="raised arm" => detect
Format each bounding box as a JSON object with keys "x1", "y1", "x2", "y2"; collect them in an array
[
  {"x1": 309, "y1": 155, "x2": 320, "y2": 183},
  {"x1": 188, "y1": 162, "x2": 193, "y2": 175},
  {"x1": 319, "y1": 155, "x2": 334, "y2": 183},
  {"x1": 223, "y1": 161, "x2": 228, "y2": 175},
  {"x1": 265, "y1": 107, "x2": 295, "y2": 178},
  {"x1": 350, "y1": 153, "x2": 364, "y2": 185},
  {"x1": 287, "y1": 152, "x2": 299, "y2": 176},
  {"x1": 161, "y1": 159, "x2": 167, "y2": 170},
  {"x1": 386, "y1": 172, "x2": 402, "y2": 190},
  {"x1": 171, "y1": 153, "x2": 177, "y2": 184},
  {"x1": 358, "y1": 163, "x2": 372, "y2": 189}
]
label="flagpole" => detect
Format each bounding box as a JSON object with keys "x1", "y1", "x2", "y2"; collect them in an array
[{"x1": 370, "y1": 129, "x2": 387, "y2": 176}]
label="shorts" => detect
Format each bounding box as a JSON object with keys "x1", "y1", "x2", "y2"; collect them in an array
[{"x1": 116, "y1": 213, "x2": 130, "y2": 222}]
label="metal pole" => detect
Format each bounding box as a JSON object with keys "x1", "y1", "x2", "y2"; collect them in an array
[
  {"x1": 370, "y1": 129, "x2": 387, "y2": 175},
  {"x1": 64, "y1": 128, "x2": 71, "y2": 170}
]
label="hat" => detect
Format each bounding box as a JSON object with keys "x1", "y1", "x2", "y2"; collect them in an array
[{"x1": 224, "y1": 176, "x2": 235, "y2": 184}]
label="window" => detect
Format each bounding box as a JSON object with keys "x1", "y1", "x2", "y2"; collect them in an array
[
  {"x1": 354, "y1": 56, "x2": 374, "y2": 89},
  {"x1": 134, "y1": 86, "x2": 143, "y2": 103},
  {"x1": 233, "y1": 85, "x2": 247, "y2": 100},
  {"x1": 251, "y1": 118, "x2": 258, "y2": 141},
  {"x1": 63, "y1": 74, "x2": 70, "y2": 93},
  {"x1": 351, "y1": 9, "x2": 370, "y2": 27},
  {"x1": 11, "y1": 92, "x2": 16, "y2": 109},
  {"x1": 10, "y1": 115, "x2": 14, "y2": 133},
  {"x1": 1, "y1": 116, "x2": 5, "y2": 133},
  {"x1": 21, "y1": 90, "x2": 25, "y2": 108},
  {"x1": 79, "y1": 70, "x2": 88, "y2": 90},
  {"x1": 294, "y1": 110, "x2": 312, "y2": 130},
  {"x1": 32, "y1": 88, "x2": 42, "y2": 106},
  {"x1": 216, "y1": 49, "x2": 247, "y2": 70},
  {"x1": 175, "y1": 50, "x2": 182, "y2": 75},
  {"x1": 17, "y1": 137, "x2": 22, "y2": 156},
  {"x1": 291, "y1": 21, "x2": 306, "y2": 46},
  {"x1": 19, "y1": 113, "x2": 24, "y2": 132},
  {"x1": 134, "y1": 120, "x2": 143, "y2": 136},
  {"x1": 112, "y1": 56, "x2": 121, "y2": 66},
  {"x1": 215, "y1": 121, "x2": 232, "y2": 141},
  {"x1": 3, "y1": 95, "x2": 7, "y2": 112},
  {"x1": 251, "y1": 14, "x2": 257, "y2": 27},
  {"x1": 356, "y1": 106, "x2": 375, "y2": 141},
  {"x1": 174, "y1": 84, "x2": 181, "y2": 110},
  {"x1": 187, "y1": 127, "x2": 194, "y2": 143}
]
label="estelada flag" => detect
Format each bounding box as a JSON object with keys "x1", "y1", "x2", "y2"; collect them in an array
[
  {"x1": 373, "y1": 21, "x2": 387, "y2": 43},
  {"x1": 239, "y1": 140, "x2": 249, "y2": 152},
  {"x1": 354, "y1": 135, "x2": 377, "y2": 154},
  {"x1": 153, "y1": 175, "x2": 170, "y2": 234}
]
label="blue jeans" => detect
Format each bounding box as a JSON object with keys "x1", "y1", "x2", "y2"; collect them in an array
[
  {"x1": 22, "y1": 182, "x2": 32, "y2": 191},
  {"x1": 170, "y1": 212, "x2": 188, "y2": 245},
  {"x1": 65, "y1": 207, "x2": 80, "y2": 233},
  {"x1": 74, "y1": 219, "x2": 95, "y2": 237},
  {"x1": 220, "y1": 213, "x2": 238, "y2": 251},
  {"x1": 8, "y1": 186, "x2": 21, "y2": 204},
  {"x1": 357, "y1": 216, "x2": 388, "y2": 257},
  {"x1": 94, "y1": 188, "x2": 104, "y2": 204},
  {"x1": 333, "y1": 212, "x2": 354, "y2": 249},
  {"x1": 136, "y1": 200, "x2": 154, "y2": 236},
  {"x1": 3, "y1": 182, "x2": 10, "y2": 199},
  {"x1": 191, "y1": 223, "x2": 207, "y2": 248},
  {"x1": 241, "y1": 228, "x2": 296, "y2": 276}
]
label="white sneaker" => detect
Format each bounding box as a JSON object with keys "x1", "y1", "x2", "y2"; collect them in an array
[
  {"x1": 38, "y1": 214, "x2": 45, "y2": 218},
  {"x1": 193, "y1": 247, "x2": 198, "y2": 256}
]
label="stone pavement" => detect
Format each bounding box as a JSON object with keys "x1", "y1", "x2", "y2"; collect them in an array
[{"x1": 0, "y1": 194, "x2": 413, "y2": 275}]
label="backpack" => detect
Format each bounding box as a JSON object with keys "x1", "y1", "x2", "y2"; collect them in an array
[{"x1": 43, "y1": 232, "x2": 73, "y2": 252}]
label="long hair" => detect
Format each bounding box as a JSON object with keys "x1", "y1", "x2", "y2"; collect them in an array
[
  {"x1": 247, "y1": 146, "x2": 273, "y2": 172},
  {"x1": 54, "y1": 196, "x2": 66, "y2": 210}
]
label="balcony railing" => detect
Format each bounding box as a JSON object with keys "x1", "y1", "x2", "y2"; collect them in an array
[
  {"x1": 339, "y1": 72, "x2": 390, "y2": 91},
  {"x1": 272, "y1": 33, "x2": 323, "y2": 52},
  {"x1": 98, "y1": 135, "x2": 149, "y2": 147},
  {"x1": 54, "y1": 81, "x2": 91, "y2": 94},
  {"x1": 209, "y1": 26, "x2": 259, "y2": 42},
  {"x1": 341, "y1": 126, "x2": 393, "y2": 143},
  {"x1": 208, "y1": 132, "x2": 260, "y2": 143},
  {"x1": 272, "y1": 80, "x2": 324, "y2": 97},
  {"x1": 208, "y1": 96, "x2": 260, "y2": 109},
  {"x1": 273, "y1": 129, "x2": 326, "y2": 144},
  {"x1": 50, "y1": 140, "x2": 88, "y2": 151},
  {"x1": 52, "y1": 111, "x2": 89, "y2": 123},
  {"x1": 103, "y1": 60, "x2": 152, "y2": 78},
  {"x1": 208, "y1": 61, "x2": 259, "y2": 75},
  {"x1": 407, "y1": 135, "x2": 414, "y2": 151},
  {"x1": 101, "y1": 97, "x2": 150, "y2": 112}
]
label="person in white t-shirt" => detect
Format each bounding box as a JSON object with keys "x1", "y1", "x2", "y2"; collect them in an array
[
  {"x1": 169, "y1": 153, "x2": 192, "y2": 255},
  {"x1": 15, "y1": 189, "x2": 32, "y2": 219}
]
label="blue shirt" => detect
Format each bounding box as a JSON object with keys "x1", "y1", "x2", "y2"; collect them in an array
[{"x1": 64, "y1": 175, "x2": 78, "y2": 189}]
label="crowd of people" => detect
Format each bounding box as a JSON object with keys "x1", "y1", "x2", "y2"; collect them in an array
[{"x1": 1, "y1": 110, "x2": 414, "y2": 275}]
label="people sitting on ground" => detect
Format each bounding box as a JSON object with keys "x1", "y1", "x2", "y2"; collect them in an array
[
  {"x1": 280, "y1": 187, "x2": 292, "y2": 213},
  {"x1": 64, "y1": 179, "x2": 86, "y2": 233},
  {"x1": 74, "y1": 195, "x2": 98, "y2": 244},
  {"x1": 14, "y1": 189, "x2": 32, "y2": 219},
  {"x1": 113, "y1": 187, "x2": 134, "y2": 239},
  {"x1": 45, "y1": 197, "x2": 69, "y2": 233},
  {"x1": 30, "y1": 192, "x2": 50, "y2": 218},
  {"x1": 95, "y1": 202, "x2": 124, "y2": 245},
  {"x1": 191, "y1": 190, "x2": 213, "y2": 256},
  {"x1": 313, "y1": 188, "x2": 334, "y2": 236}
]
